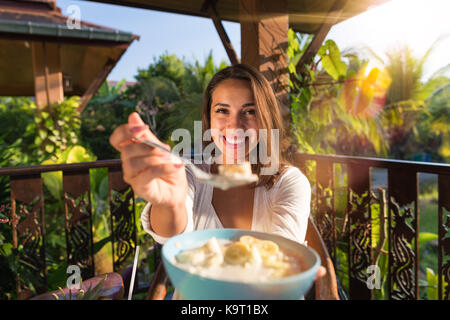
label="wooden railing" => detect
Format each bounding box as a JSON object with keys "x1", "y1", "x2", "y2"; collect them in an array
[
  {"x1": 292, "y1": 153, "x2": 450, "y2": 300},
  {"x1": 0, "y1": 159, "x2": 139, "y2": 299},
  {"x1": 1, "y1": 154, "x2": 449, "y2": 299}
]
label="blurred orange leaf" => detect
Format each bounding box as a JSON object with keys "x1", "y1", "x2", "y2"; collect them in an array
[{"x1": 340, "y1": 66, "x2": 391, "y2": 118}]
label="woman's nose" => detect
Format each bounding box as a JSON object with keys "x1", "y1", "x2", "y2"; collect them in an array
[{"x1": 225, "y1": 113, "x2": 242, "y2": 130}]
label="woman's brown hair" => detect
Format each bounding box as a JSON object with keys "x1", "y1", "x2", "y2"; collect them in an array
[{"x1": 202, "y1": 64, "x2": 291, "y2": 189}]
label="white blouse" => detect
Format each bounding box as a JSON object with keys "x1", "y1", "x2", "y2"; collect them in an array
[{"x1": 140, "y1": 163, "x2": 311, "y2": 245}]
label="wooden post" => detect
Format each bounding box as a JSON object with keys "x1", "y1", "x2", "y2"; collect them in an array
[
  {"x1": 238, "y1": 0, "x2": 290, "y2": 118},
  {"x1": 31, "y1": 41, "x2": 64, "y2": 108}
]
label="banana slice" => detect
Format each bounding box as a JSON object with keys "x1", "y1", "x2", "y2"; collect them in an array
[
  {"x1": 264, "y1": 256, "x2": 288, "y2": 269},
  {"x1": 270, "y1": 265, "x2": 291, "y2": 279},
  {"x1": 254, "y1": 240, "x2": 279, "y2": 257},
  {"x1": 203, "y1": 237, "x2": 222, "y2": 255},
  {"x1": 224, "y1": 242, "x2": 252, "y2": 265},
  {"x1": 176, "y1": 248, "x2": 206, "y2": 266},
  {"x1": 239, "y1": 235, "x2": 259, "y2": 246},
  {"x1": 203, "y1": 253, "x2": 224, "y2": 268},
  {"x1": 174, "y1": 235, "x2": 303, "y2": 282},
  {"x1": 248, "y1": 246, "x2": 262, "y2": 266}
]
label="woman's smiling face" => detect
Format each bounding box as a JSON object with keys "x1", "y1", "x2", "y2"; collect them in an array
[{"x1": 210, "y1": 79, "x2": 259, "y2": 164}]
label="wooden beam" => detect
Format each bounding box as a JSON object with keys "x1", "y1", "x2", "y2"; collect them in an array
[
  {"x1": 295, "y1": 0, "x2": 348, "y2": 75},
  {"x1": 239, "y1": 0, "x2": 290, "y2": 117},
  {"x1": 31, "y1": 41, "x2": 64, "y2": 108},
  {"x1": 202, "y1": 0, "x2": 240, "y2": 65},
  {"x1": 77, "y1": 40, "x2": 133, "y2": 113},
  {"x1": 77, "y1": 58, "x2": 116, "y2": 113}
]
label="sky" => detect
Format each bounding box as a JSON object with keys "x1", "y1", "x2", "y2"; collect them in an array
[{"x1": 57, "y1": 0, "x2": 450, "y2": 82}]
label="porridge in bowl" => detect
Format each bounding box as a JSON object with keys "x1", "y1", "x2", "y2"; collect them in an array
[
  {"x1": 162, "y1": 229, "x2": 321, "y2": 299},
  {"x1": 173, "y1": 235, "x2": 304, "y2": 282}
]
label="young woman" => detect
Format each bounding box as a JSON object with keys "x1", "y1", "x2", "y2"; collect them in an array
[{"x1": 110, "y1": 64, "x2": 334, "y2": 298}]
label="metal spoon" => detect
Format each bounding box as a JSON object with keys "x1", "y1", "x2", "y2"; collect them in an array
[{"x1": 133, "y1": 137, "x2": 258, "y2": 190}]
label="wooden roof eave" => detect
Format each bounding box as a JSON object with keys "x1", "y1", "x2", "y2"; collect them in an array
[
  {"x1": 85, "y1": 0, "x2": 390, "y2": 35},
  {"x1": 0, "y1": 15, "x2": 139, "y2": 100},
  {"x1": 0, "y1": 18, "x2": 139, "y2": 43}
]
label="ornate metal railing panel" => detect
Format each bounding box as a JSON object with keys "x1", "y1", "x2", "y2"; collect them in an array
[
  {"x1": 9, "y1": 174, "x2": 47, "y2": 299},
  {"x1": 108, "y1": 167, "x2": 137, "y2": 272},
  {"x1": 63, "y1": 169, "x2": 95, "y2": 281},
  {"x1": 347, "y1": 164, "x2": 373, "y2": 300},
  {"x1": 387, "y1": 168, "x2": 418, "y2": 299},
  {"x1": 293, "y1": 153, "x2": 450, "y2": 300},
  {"x1": 0, "y1": 160, "x2": 137, "y2": 298},
  {"x1": 438, "y1": 174, "x2": 450, "y2": 300}
]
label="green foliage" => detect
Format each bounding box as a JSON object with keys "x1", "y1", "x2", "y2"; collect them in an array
[
  {"x1": 135, "y1": 53, "x2": 187, "y2": 90},
  {"x1": 80, "y1": 81, "x2": 136, "y2": 160},
  {"x1": 289, "y1": 29, "x2": 449, "y2": 163},
  {"x1": 42, "y1": 145, "x2": 97, "y2": 200},
  {"x1": 0, "y1": 97, "x2": 105, "y2": 298},
  {"x1": 0, "y1": 216, "x2": 31, "y2": 299},
  {"x1": 0, "y1": 96, "x2": 81, "y2": 166},
  {"x1": 288, "y1": 29, "x2": 389, "y2": 156},
  {"x1": 317, "y1": 40, "x2": 347, "y2": 80},
  {"x1": 0, "y1": 97, "x2": 35, "y2": 145},
  {"x1": 0, "y1": 96, "x2": 83, "y2": 240},
  {"x1": 422, "y1": 83, "x2": 450, "y2": 161},
  {"x1": 422, "y1": 267, "x2": 449, "y2": 300},
  {"x1": 365, "y1": 37, "x2": 450, "y2": 162},
  {"x1": 425, "y1": 268, "x2": 438, "y2": 300},
  {"x1": 41, "y1": 146, "x2": 114, "y2": 275}
]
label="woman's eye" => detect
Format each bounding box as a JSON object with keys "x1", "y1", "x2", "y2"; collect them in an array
[
  {"x1": 215, "y1": 108, "x2": 228, "y2": 114},
  {"x1": 242, "y1": 109, "x2": 256, "y2": 116}
]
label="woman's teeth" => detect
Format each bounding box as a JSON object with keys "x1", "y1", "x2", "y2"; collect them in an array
[{"x1": 224, "y1": 136, "x2": 245, "y2": 145}]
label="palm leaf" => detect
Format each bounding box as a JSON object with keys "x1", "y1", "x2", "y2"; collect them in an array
[{"x1": 79, "y1": 275, "x2": 107, "y2": 300}]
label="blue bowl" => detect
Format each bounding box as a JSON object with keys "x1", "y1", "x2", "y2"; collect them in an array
[{"x1": 162, "y1": 229, "x2": 321, "y2": 300}]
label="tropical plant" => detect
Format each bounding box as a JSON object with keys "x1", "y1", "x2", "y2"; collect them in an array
[
  {"x1": 426, "y1": 84, "x2": 450, "y2": 162},
  {"x1": 0, "y1": 96, "x2": 81, "y2": 166},
  {"x1": 0, "y1": 96, "x2": 116, "y2": 298},
  {"x1": 41, "y1": 145, "x2": 117, "y2": 276},
  {"x1": 80, "y1": 81, "x2": 136, "y2": 160},
  {"x1": 0, "y1": 96, "x2": 82, "y2": 216},
  {"x1": 288, "y1": 29, "x2": 390, "y2": 157},
  {"x1": 364, "y1": 37, "x2": 450, "y2": 161}
]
